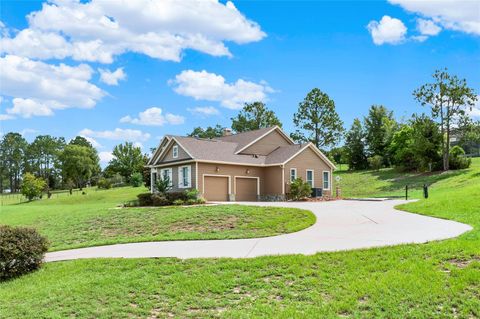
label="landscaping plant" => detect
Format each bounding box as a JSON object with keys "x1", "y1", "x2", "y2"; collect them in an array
[
  {"x1": 0, "y1": 225, "x2": 49, "y2": 281},
  {"x1": 20, "y1": 173, "x2": 47, "y2": 201},
  {"x1": 289, "y1": 178, "x2": 312, "y2": 200}
]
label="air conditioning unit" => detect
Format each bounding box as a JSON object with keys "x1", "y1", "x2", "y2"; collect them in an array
[{"x1": 311, "y1": 188, "x2": 323, "y2": 198}]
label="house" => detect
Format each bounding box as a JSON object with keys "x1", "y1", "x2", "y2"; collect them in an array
[{"x1": 147, "y1": 126, "x2": 336, "y2": 201}]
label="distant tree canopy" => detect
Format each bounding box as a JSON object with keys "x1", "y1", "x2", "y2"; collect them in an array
[
  {"x1": 188, "y1": 125, "x2": 224, "y2": 138},
  {"x1": 231, "y1": 102, "x2": 282, "y2": 133},
  {"x1": 414, "y1": 68, "x2": 477, "y2": 170},
  {"x1": 291, "y1": 88, "x2": 344, "y2": 150},
  {"x1": 363, "y1": 105, "x2": 398, "y2": 165},
  {"x1": 344, "y1": 119, "x2": 368, "y2": 170},
  {"x1": 105, "y1": 142, "x2": 145, "y2": 182},
  {"x1": 59, "y1": 144, "x2": 99, "y2": 188}
]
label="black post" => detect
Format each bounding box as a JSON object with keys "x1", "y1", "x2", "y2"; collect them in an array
[
  {"x1": 423, "y1": 184, "x2": 428, "y2": 199},
  {"x1": 405, "y1": 185, "x2": 408, "y2": 200}
]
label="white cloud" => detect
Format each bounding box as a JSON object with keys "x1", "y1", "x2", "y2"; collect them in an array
[
  {"x1": 0, "y1": 0, "x2": 265, "y2": 63},
  {"x1": 389, "y1": 0, "x2": 480, "y2": 36},
  {"x1": 98, "y1": 151, "x2": 114, "y2": 164},
  {"x1": 79, "y1": 128, "x2": 151, "y2": 142},
  {"x1": 417, "y1": 18, "x2": 442, "y2": 36},
  {"x1": 120, "y1": 107, "x2": 185, "y2": 126},
  {"x1": 467, "y1": 96, "x2": 480, "y2": 118},
  {"x1": 170, "y1": 70, "x2": 273, "y2": 109},
  {"x1": 20, "y1": 128, "x2": 39, "y2": 136},
  {"x1": 0, "y1": 114, "x2": 15, "y2": 121},
  {"x1": 99, "y1": 67, "x2": 126, "y2": 86},
  {"x1": 188, "y1": 106, "x2": 220, "y2": 117},
  {"x1": 367, "y1": 16, "x2": 407, "y2": 45},
  {"x1": 80, "y1": 136, "x2": 102, "y2": 148},
  {"x1": 0, "y1": 55, "x2": 104, "y2": 117}
]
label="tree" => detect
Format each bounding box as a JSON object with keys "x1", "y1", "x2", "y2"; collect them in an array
[
  {"x1": 456, "y1": 116, "x2": 480, "y2": 155},
  {"x1": 21, "y1": 173, "x2": 47, "y2": 201},
  {"x1": 410, "y1": 114, "x2": 443, "y2": 171},
  {"x1": 68, "y1": 136, "x2": 101, "y2": 178},
  {"x1": 344, "y1": 119, "x2": 368, "y2": 170},
  {"x1": 231, "y1": 102, "x2": 282, "y2": 133},
  {"x1": 389, "y1": 125, "x2": 416, "y2": 171},
  {"x1": 0, "y1": 133, "x2": 28, "y2": 192},
  {"x1": 106, "y1": 142, "x2": 144, "y2": 182},
  {"x1": 363, "y1": 105, "x2": 397, "y2": 164},
  {"x1": 414, "y1": 68, "x2": 477, "y2": 170},
  {"x1": 291, "y1": 88, "x2": 344, "y2": 150},
  {"x1": 59, "y1": 145, "x2": 98, "y2": 188},
  {"x1": 188, "y1": 125, "x2": 224, "y2": 138},
  {"x1": 26, "y1": 135, "x2": 65, "y2": 189}
]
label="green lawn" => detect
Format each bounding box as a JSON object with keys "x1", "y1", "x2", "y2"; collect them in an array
[
  {"x1": 0, "y1": 187, "x2": 315, "y2": 251},
  {"x1": 0, "y1": 160, "x2": 479, "y2": 318}
]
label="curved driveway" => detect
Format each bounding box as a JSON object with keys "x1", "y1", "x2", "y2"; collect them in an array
[{"x1": 45, "y1": 200, "x2": 472, "y2": 262}]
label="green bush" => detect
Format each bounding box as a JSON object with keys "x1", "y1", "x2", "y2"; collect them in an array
[
  {"x1": 166, "y1": 192, "x2": 188, "y2": 202},
  {"x1": 196, "y1": 197, "x2": 206, "y2": 204},
  {"x1": 368, "y1": 155, "x2": 383, "y2": 171},
  {"x1": 185, "y1": 189, "x2": 199, "y2": 200},
  {"x1": 0, "y1": 225, "x2": 49, "y2": 281},
  {"x1": 130, "y1": 172, "x2": 143, "y2": 187},
  {"x1": 449, "y1": 146, "x2": 471, "y2": 170},
  {"x1": 137, "y1": 193, "x2": 153, "y2": 206},
  {"x1": 186, "y1": 198, "x2": 198, "y2": 205},
  {"x1": 155, "y1": 177, "x2": 172, "y2": 194},
  {"x1": 21, "y1": 173, "x2": 47, "y2": 201},
  {"x1": 97, "y1": 177, "x2": 112, "y2": 189},
  {"x1": 173, "y1": 199, "x2": 185, "y2": 206},
  {"x1": 151, "y1": 194, "x2": 170, "y2": 206},
  {"x1": 290, "y1": 178, "x2": 312, "y2": 201}
]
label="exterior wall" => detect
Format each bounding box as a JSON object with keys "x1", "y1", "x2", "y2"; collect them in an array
[
  {"x1": 263, "y1": 166, "x2": 283, "y2": 195},
  {"x1": 151, "y1": 162, "x2": 196, "y2": 192},
  {"x1": 284, "y1": 147, "x2": 333, "y2": 196},
  {"x1": 151, "y1": 137, "x2": 170, "y2": 165},
  {"x1": 159, "y1": 141, "x2": 191, "y2": 162},
  {"x1": 240, "y1": 130, "x2": 292, "y2": 155},
  {"x1": 197, "y1": 163, "x2": 265, "y2": 200}
]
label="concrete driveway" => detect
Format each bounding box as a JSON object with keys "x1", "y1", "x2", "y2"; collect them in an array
[{"x1": 45, "y1": 200, "x2": 472, "y2": 262}]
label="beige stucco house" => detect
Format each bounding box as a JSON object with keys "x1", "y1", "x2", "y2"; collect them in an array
[{"x1": 147, "y1": 126, "x2": 336, "y2": 201}]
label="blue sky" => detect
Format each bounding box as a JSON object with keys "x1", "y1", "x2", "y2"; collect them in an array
[{"x1": 1, "y1": 0, "x2": 479, "y2": 164}]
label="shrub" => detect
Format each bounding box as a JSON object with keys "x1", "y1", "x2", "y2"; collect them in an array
[
  {"x1": 449, "y1": 146, "x2": 471, "y2": 170},
  {"x1": 21, "y1": 173, "x2": 47, "y2": 201},
  {"x1": 186, "y1": 198, "x2": 198, "y2": 205},
  {"x1": 173, "y1": 199, "x2": 184, "y2": 206},
  {"x1": 0, "y1": 225, "x2": 49, "y2": 281},
  {"x1": 196, "y1": 197, "x2": 206, "y2": 205},
  {"x1": 110, "y1": 173, "x2": 125, "y2": 187},
  {"x1": 185, "y1": 189, "x2": 199, "y2": 200},
  {"x1": 155, "y1": 177, "x2": 172, "y2": 195},
  {"x1": 368, "y1": 155, "x2": 383, "y2": 171},
  {"x1": 130, "y1": 172, "x2": 143, "y2": 187},
  {"x1": 166, "y1": 192, "x2": 188, "y2": 202},
  {"x1": 97, "y1": 177, "x2": 112, "y2": 189},
  {"x1": 290, "y1": 178, "x2": 312, "y2": 201},
  {"x1": 152, "y1": 194, "x2": 171, "y2": 206},
  {"x1": 137, "y1": 193, "x2": 153, "y2": 206}
]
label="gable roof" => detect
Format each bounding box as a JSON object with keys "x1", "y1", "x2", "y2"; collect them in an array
[{"x1": 149, "y1": 127, "x2": 335, "y2": 169}]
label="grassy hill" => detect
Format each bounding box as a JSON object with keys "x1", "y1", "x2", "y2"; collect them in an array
[{"x1": 334, "y1": 158, "x2": 479, "y2": 199}]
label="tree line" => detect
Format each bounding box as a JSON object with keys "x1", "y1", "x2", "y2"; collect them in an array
[
  {"x1": 0, "y1": 133, "x2": 147, "y2": 193},
  {"x1": 190, "y1": 68, "x2": 478, "y2": 172}
]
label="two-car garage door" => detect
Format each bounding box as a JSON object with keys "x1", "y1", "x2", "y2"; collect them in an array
[{"x1": 203, "y1": 176, "x2": 258, "y2": 202}]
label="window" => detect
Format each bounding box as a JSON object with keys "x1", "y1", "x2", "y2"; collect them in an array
[
  {"x1": 151, "y1": 172, "x2": 157, "y2": 190},
  {"x1": 290, "y1": 168, "x2": 297, "y2": 182},
  {"x1": 160, "y1": 168, "x2": 172, "y2": 186},
  {"x1": 179, "y1": 165, "x2": 191, "y2": 188},
  {"x1": 172, "y1": 145, "x2": 178, "y2": 158},
  {"x1": 306, "y1": 170, "x2": 314, "y2": 188},
  {"x1": 323, "y1": 171, "x2": 330, "y2": 190}
]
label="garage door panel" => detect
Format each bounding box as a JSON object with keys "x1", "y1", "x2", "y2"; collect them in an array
[
  {"x1": 236, "y1": 178, "x2": 258, "y2": 201},
  {"x1": 204, "y1": 176, "x2": 229, "y2": 201}
]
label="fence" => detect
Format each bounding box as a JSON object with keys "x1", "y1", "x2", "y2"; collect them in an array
[{"x1": 0, "y1": 187, "x2": 102, "y2": 206}]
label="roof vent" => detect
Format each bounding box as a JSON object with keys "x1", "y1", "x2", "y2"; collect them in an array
[{"x1": 222, "y1": 128, "x2": 232, "y2": 136}]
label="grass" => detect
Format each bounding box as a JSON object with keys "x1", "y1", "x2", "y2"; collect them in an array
[
  {"x1": 0, "y1": 187, "x2": 315, "y2": 251},
  {"x1": 334, "y1": 164, "x2": 467, "y2": 199},
  {"x1": 0, "y1": 160, "x2": 479, "y2": 318}
]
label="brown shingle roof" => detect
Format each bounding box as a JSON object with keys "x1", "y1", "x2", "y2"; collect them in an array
[
  {"x1": 215, "y1": 127, "x2": 274, "y2": 153},
  {"x1": 264, "y1": 144, "x2": 306, "y2": 164}
]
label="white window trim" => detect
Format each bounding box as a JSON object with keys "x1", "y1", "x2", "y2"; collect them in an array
[
  {"x1": 290, "y1": 168, "x2": 297, "y2": 182},
  {"x1": 178, "y1": 165, "x2": 191, "y2": 188},
  {"x1": 306, "y1": 169, "x2": 314, "y2": 188},
  {"x1": 172, "y1": 145, "x2": 179, "y2": 159},
  {"x1": 323, "y1": 170, "x2": 331, "y2": 190},
  {"x1": 160, "y1": 168, "x2": 173, "y2": 186}
]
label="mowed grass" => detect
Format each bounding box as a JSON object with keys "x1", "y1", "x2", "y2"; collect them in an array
[
  {"x1": 334, "y1": 164, "x2": 467, "y2": 199},
  {"x1": 0, "y1": 160, "x2": 479, "y2": 318},
  {"x1": 0, "y1": 187, "x2": 315, "y2": 251}
]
